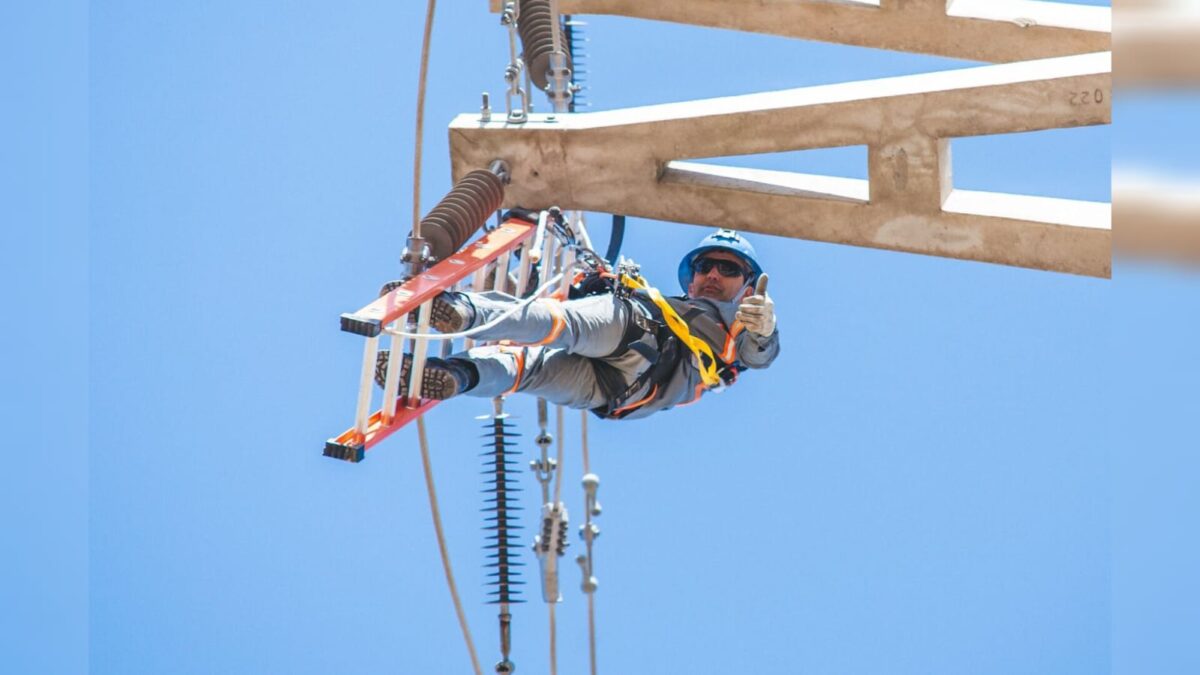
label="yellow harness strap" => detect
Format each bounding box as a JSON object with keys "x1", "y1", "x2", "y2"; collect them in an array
[{"x1": 620, "y1": 274, "x2": 724, "y2": 388}]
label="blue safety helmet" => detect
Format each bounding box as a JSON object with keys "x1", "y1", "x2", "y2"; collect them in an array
[{"x1": 677, "y1": 229, "x2": 763, "y2": 294}]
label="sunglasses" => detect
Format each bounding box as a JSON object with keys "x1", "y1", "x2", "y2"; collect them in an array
[{"x1": 692, "y1": 257, "x2": 748, "y2": 278}]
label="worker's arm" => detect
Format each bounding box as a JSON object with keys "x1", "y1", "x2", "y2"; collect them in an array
[{"x1": 735, "y1": 274, "x2": 779, "y2": 369}]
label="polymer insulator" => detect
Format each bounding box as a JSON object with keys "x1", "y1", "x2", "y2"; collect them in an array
[
  {"x1": 419, "y1": 169, "x2": 505, "y2": 262},
  {"x1": 517, "y1": 0, "x2": 573, "y2": 91},
  {"x1": 563, "y1": 15, "x2": 586, "y2": 111},
  {"x1": 483, "y1": 415, "x2": 524, "y2": 606}
]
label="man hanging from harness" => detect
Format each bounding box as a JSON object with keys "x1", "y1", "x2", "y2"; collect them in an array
[{"x1": 375, "y1": 228, "x2": 780, "y2": 420}]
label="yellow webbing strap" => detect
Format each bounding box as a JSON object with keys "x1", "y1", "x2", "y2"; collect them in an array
[{"x1": 619, "y1": 274, "x2": 723, "y2": 388}]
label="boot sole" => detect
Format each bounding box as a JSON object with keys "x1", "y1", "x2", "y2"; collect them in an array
[
  {"x1": 374, "y1": 351, "x2": 460, "y2": 400},
  {"x1": 380, "y1": 284, "x2": 465, "y2": 334},
  {"x1": 430, "y1": 295, "x2": 467, "y2": 333}
]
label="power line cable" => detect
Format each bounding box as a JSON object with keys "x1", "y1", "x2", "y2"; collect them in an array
[{"x1": 409, "y1": 3, "x2": 482, "y2": 673}]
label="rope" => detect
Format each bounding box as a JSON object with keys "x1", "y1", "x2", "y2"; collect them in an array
[
  {"x1": 548, "y1": 405, "x2": 567, "y2": 675},
  {"x1": 580, "y1": 410, "x2": 590, "y2": 474},
  {"x1": 586, "y1": 592, "x2": 597, "y2": 675},
  {"x1": 411, "y1": 0, "x2": 437, "y2": 238},
  {"x1": 549, "y1": 603, "x2": 558, "y2": 675},
  {"x1": 409, "y1": 8, "x2": 482, "y2": 671},
  {"x1": 553, "y1": 405, "x2": 565, "y2": 505},
  {"x1": 416, "y1": 416, "x2": 483, "y2": 675},
  {"x1": 581, "y1": 410, "x2": 598, "y2": 675}
]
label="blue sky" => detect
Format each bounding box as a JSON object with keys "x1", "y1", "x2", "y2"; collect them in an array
[{"x1": 8, "y1": 1, "x2": 1200, "y2": 673}]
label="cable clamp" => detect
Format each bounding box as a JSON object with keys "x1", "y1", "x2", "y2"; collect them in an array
[{"x1": 533, "y1": 502, "x2": 570, "y2": 603}]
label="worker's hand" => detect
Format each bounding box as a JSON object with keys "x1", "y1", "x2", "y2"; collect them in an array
[{"x1": 736, "y1": 274, "x2": 775, "y2": 337}]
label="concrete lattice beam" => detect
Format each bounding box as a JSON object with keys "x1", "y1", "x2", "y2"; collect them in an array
[
  {"x1": 489, "y1": 0, "x2": 1110, "y2": 63},
  {"x1": 451, "y1": 52, "x2": 1112, "y2": 277}
]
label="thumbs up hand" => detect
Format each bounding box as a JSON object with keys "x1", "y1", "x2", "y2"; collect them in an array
[{"x1": 736, "y1": 273, "x2": 776, "y2": 337}]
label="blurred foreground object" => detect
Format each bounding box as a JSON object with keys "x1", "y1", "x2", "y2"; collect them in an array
[
  {"x1": 1115, "y1": 0, "x2": 1200, "y2": 87},
  {"x1": 1113, "y1": 1, "x2": 1200, "y2": 267},
  {"x1": 1113, "y1": 170, "x2": 1200, "y2": 265}
]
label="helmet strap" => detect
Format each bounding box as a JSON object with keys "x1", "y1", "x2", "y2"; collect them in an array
[{"x1": 735, "y1": 276, "x2": 755, "y2": 300}]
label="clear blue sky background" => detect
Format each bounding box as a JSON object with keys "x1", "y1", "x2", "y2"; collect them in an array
[{"x1": 7, "y1": 1, "x2": 1200, "y2": 673}]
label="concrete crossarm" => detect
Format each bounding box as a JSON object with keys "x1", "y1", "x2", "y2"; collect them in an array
[
  {"x1": 449, "y1": 52, "x2": 1112, "y2": 277},
  {"x1": 488, "y1": 0, "x2": 1110, "y2": 63}
]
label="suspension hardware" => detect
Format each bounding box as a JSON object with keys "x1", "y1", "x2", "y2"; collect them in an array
[
  {"x1": 501, "y1": 2, "x2": 529, "y2": 124},
  {"x1": 527, "y1": 397, "x2": 569, "y2": 605},
  {"x1": 401, "y1": 234, "x2": 432, "y2": 278},
  {"x1": 530, "y1": 399, "x2": 555, "y2": 501},
  {"x1": 576, "y1": 472, "x2": 601, "y2": 595},
  {"x1": 534, "y1": 502, "x2": 569, "y2": 603},
  {"x1": 489, "y1": 159, "x2": 512, "y2": 185}
]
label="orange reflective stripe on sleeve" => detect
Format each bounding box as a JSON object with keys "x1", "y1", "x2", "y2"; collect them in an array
[{"x1": 503, "y1": 347, "x2": 528, "y2": 395}]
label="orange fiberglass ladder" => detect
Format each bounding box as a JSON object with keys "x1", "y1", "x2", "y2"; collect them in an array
[{"x1": 324, "y1": 214, "x2": 539, "y2": 462}]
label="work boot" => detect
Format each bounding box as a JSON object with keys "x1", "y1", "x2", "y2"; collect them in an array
[
  {"x1": 430, "y1": 291, "x2": 476, "y2": 333},
  {"x1": 374, "y1": 350, "x2": 477, "y2": 400},
  {"x1": 379, "y1": 283, "x2": 475, "y2": 333},
  {"x1": 378, "y1": 279, "x2": 405, "y2": 297}
]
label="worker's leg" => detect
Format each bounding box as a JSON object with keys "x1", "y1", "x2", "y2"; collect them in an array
[
  {"x1": 373, "y1": 343, "x2": 636, "y2": 409},
  {"x1": 447, "y1": 291, "x2": 632, "y2": 358},
  {"x1": 458, "y1": 345, "x2": 612, "y2": 410}
]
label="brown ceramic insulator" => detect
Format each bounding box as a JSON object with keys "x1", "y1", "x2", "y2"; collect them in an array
[
  {"x1": 517, "y1": 0, "x2": 572, "y2": 91},
  {"x1": 418, "y1": 169, "x2": 505, "y2": 261}
]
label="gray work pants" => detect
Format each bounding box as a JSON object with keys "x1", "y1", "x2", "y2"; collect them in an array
[{"x1": 452, "y1": 291, "x2": 650, "y2": 409}]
